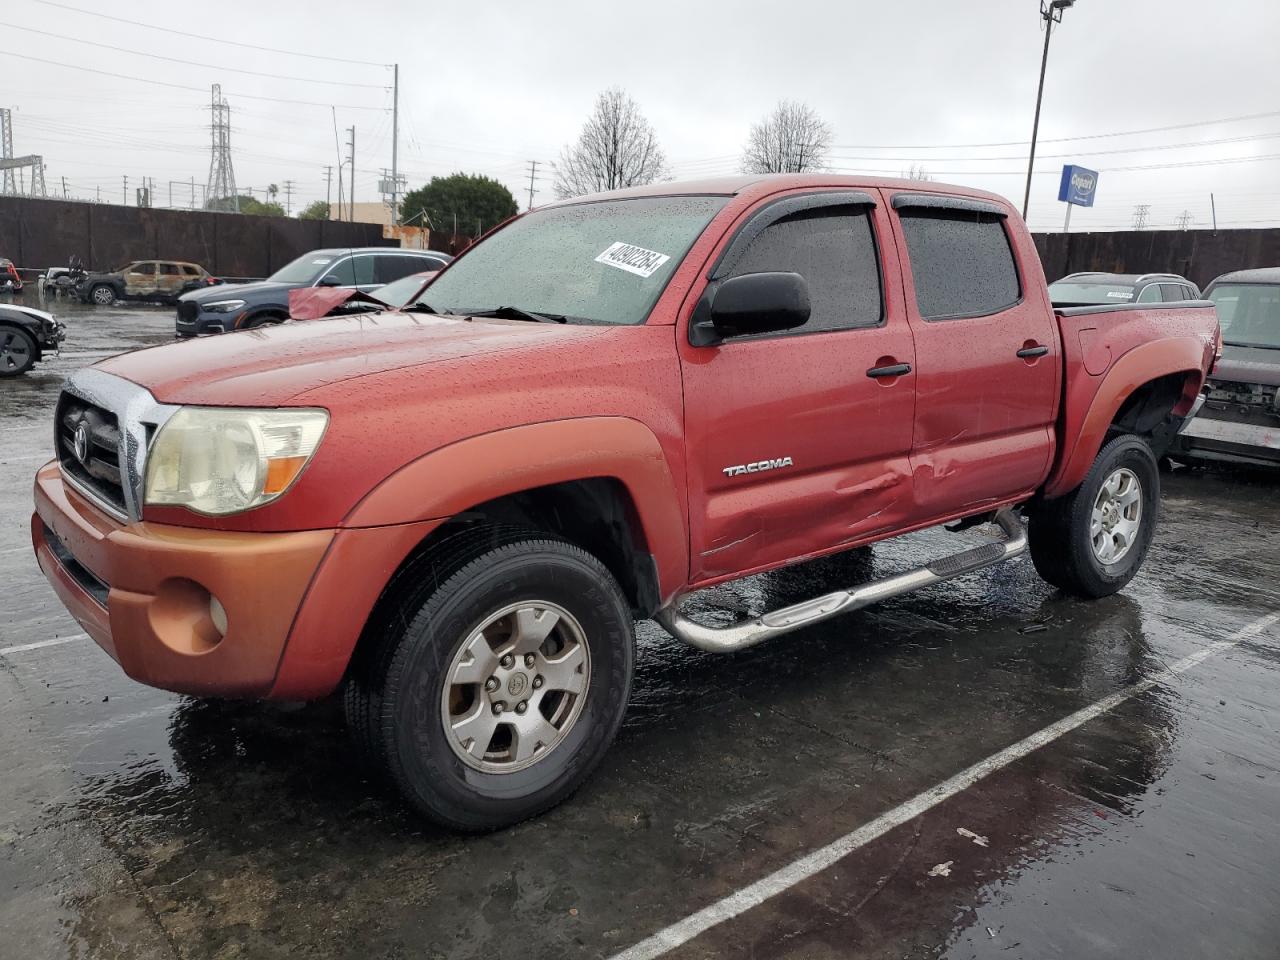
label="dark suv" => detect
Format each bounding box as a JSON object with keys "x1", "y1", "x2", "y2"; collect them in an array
[
  {"x1": 175, "y1": 247, "x2": 451, "y2": 336},
  {"x1": 1048, "y1": 272, "x2": 1201, "y2": 307}
]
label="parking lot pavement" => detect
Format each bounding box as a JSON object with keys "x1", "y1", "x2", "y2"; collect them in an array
[{"x1": 3, "y1": 299, "x2": 1279, "y2": 960}]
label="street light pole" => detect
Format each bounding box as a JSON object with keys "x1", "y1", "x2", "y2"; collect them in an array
[{"x1": 1022, "y1": 0, "x2": 1075, "y2": 219}]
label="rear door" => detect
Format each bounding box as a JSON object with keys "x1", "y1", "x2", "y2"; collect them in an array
[
  {"x1": 156, "y1": 262, "x2": 185, "y2": 299},
  {"x1": 890, "y1": 194, "x2": 1058, "y2": 520},
  {"x1": 679, "y1": 191, "x2": 918, "y2": 582}
]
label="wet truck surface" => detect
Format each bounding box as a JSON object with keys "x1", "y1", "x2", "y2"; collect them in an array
[{"x1": 30, "y1": 174, "x2": 1218, "y2": 831}]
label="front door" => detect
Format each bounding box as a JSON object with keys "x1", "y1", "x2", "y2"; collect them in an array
[
  {"x1": 890, "y1": 194, "x2": 1059, "y2": 520},
  {"x1": 680, "y1": 191, "x2": 917, "y2": 583},
  {"x1": 124, "y1": 262, "x2": 158, "y2": 298}
]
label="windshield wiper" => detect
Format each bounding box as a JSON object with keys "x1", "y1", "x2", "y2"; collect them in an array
[
  {"x1": 467, "y1": 305, "x2": 567, "y2": 324},
  {"x1": 405, "y1": 302, "x2": 454, "y2": 315}
]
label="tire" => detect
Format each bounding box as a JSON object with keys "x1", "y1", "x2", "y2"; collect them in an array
[
  {"x1": 0, "y1": 327, "x2": 37, "y2": 377},
  {"x1": 89, "y1": 284, "x2": 115, "y2": 306},
  {"x1": 239, "y1": 312, "x2": 284, "y2": 330},
  {"x1": 1028, "y1": 433, "x2": 1159, "y2": 598},
  {"x1": 345, "y1": 533, "x2": 634, "y2": 831}
]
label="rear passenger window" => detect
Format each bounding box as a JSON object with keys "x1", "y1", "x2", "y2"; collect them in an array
[
  {"x1": 375, "y1": 255, "x2": 425, "y2": 284},
  {"x1": 1160, "y1": 284, "x2": 1188, "y2": 303},
  {"x1": 898, "y1": 210, "x2": 1020, "y2": 319},
  {"x1": 726, "y1": 206, "x2": 882, "y2": 333},
  {"x1": 1136, "y1": 284, "x2": 1162, "y2": 303}
]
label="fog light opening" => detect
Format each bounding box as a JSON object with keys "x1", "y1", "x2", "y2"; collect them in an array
[{"x1": 209, "y1": 595, "x2": 228, "y2": 637}]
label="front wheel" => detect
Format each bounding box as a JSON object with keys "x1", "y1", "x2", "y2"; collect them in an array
[
  {"x1": 89, "y1": 284, "x2": 115, "y2": 306},
  {"x1": 0, "y1": 327, "x2": 37, "y2": 376},
  {"x1": 1028, "y1": 433, "x2": 1159, "y2": 598},
  {"x1": 345, "y1": 535, "x2": 634, "y2": 831}
]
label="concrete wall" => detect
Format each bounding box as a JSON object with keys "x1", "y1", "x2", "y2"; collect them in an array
[
  {"x1": 1034, "y1": 228, "x2": 1280, "y2": 289},
  {"x1": 0, "y1": 196, "x2": 393, "y2": 279}
]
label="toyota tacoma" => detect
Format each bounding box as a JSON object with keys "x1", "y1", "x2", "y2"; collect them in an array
[{"x1": 32, "y1": 175, "x2": 1219, "y2": 830}]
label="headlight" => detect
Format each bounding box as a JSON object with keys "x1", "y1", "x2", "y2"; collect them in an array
[
  {"x1": 144, "y1": 407, "x2": 329, "y2": 515},
  {"x1": 202, "y1": 299, "x2": 246, "y2": 313}
]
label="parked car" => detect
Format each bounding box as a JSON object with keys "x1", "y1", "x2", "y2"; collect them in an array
[
  {"x1": 1, "y1": 258, "x2": 23, "y2": 292},
  {"x1": 1170, "y1": 267, "x2": 1280, "y2": 467},
  {"x1": 1048, "y1": 272, "x2": 1200, "y2": 307},
  {"x1": 0, "y1": 302, "x2": 65, "y2": 376},
  {"x1": 32, "y1": 175, "x2": 1217, "y2": 830},
  {"x1": 75, "y1": 260, "x2": 218, "y2": 306},
  {"x1": 370, "y1": 270, "x2": 440, "y2": 308},
  {"x1": 174, "y1": 248, "x2": 452, "y2": 336},
  {"x1": 39, "y1": 256, "x2": 88, "y2": 296}
]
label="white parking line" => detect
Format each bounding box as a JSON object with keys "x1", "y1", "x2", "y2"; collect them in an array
[
  {"x1": 0, "y1": 633, "x2": 89, "y2": 656},
  {"x1": 610, "y1": 611, "x2": 1279, "y2": 960}
]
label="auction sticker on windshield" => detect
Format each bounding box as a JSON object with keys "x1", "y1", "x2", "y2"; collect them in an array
[{"x1": 595, "y1": 242, "x2": 671, "y2": 278}]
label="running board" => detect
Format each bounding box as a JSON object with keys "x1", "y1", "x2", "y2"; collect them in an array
[{"x1": 654, "y1": 508, "x2": 1027, "y2": 653}]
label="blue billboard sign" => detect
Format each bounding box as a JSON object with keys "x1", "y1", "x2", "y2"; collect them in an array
[{"x1": 1058, "y1": 165, "x2": 1099, "y2": 207}]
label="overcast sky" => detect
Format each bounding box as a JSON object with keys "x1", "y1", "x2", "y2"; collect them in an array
[{"x1": 4, "y1": 0, "x2": 1279, "y2": 232}]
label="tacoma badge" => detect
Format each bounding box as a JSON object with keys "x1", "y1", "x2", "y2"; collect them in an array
[{"x1": 722, "y1": 456, "x2": 794, "y2": 478}]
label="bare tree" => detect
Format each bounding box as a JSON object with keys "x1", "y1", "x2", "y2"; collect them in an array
[
  {"x1": 901, "y1": 164, "x2": 933, "y2": 181},
  {"x1": 553, "y1": 88, "x2": 669, "y2": 199},
  {"x1": 741, "y1": 100, "x2": 832, "y2": 174}
]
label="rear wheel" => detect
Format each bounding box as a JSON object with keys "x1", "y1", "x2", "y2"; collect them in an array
[
  {"x1": 0, "y1": 327, "x2": 36, "y2": 377},
  {"x1": 89, "y1": 284, "x2": 115, "y2": 306},
  {"x1": 344, "y1": 534, "x2": 634, "y2": 831},
  {"x1": 1028, "y1": 433, "x2": 1159, "y2": 598}
]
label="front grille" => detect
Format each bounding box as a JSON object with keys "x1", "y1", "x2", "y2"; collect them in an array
[
  {"x1": 44, "y1": 522, "x2": 109, "y2": 606},
  {"x1": 177, "y1": 301, "x2": 198, "y2": 323},
  {"x1": 56, "y1": 392, "x2": 128, "y2": 516}
]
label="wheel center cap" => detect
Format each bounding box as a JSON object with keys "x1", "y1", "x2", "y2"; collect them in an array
[{"x1": 506, "y1": 672, "x2": 529, "y2": 698}]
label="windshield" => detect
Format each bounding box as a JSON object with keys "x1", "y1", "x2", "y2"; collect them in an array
[
  {"x1": 268, "y1": 252, "x2": 338, "y2": 285},
  {"x1": 1209, "y1": 283, "x2": 1280, "y2": 349},
  {"x1": 415, "y1": 195, "x2": 729, "y2": 325},
  {"x1": 374, "y1": 272, "x2": 434, "y2": 307},
  {"x1": 1047, "y1": 280, "x2": 1135, "y2": 305}
]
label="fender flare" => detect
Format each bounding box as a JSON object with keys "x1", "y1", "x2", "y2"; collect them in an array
[
  {"x1": 344, "y1": 416, "x2": 689, "y2": 600},
  {"x1": 1043, "y1": 336, "x2": 1209, "y2": 499}
]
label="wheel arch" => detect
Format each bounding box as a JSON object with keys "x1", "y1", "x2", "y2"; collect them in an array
[{"x1": 1043, "y1": 336, "x2": 1209, "y2": 499}]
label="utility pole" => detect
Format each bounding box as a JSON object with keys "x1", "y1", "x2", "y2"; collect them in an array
[
  {"x1": 1132, "y1": 204, "x2": 1150, "y2": 230},
  {"x1": 391, "y1": 63, "x2": 400, "y2": 224},
  {"x1": 123, "y1": 175, "x2": 128, "y2": 205},
  {"x1": 1210, "y1": 193, "x2": 1218, "y2": 233},
  {"x1": 190, "y1": 176, "x2": 196, "y2": 210},
  {"x1": 346, "y1": 126, "x2": 356, "y2": 221},
  {"x1": 526, "y1": 159, "x2": 540, "y2": 210},
  {"x1": 1022, "y1": 0, "x2": 1077, "y2": 219},
  {"x1": 283, "y1": 179, "x2": 295, "y2": 215},
  {"x1": 323, "y1": 166, "x2": 333, "y2": 215},
  {"x1": 62, "y1": 176, "x2": 67, "y2": 199}
]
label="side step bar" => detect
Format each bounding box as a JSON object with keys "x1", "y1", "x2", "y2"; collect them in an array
[{"x1": 654, "y1": 508, "x2": 1027, "y2": 653}]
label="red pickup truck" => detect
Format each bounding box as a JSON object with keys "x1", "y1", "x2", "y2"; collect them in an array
[{"x1": 32, "y1": 175, "x2": 1218, "y2": 830}]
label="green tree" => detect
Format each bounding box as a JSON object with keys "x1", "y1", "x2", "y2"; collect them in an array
[
  {"x1": 400, "y1": 173, "x2": 518, "y2": 236},
  {"x1": 299, "y1": 200, "x2": 331, "y2": 220},
  {"x1": 238, "y1": 196, "x2": 287, "y2": 217}
]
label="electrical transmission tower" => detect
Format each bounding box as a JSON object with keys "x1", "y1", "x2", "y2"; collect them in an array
[
  {"x1": 1, "y1": 108, "x2": 47, "y2": 197},
  {"x1": 1176, "y1": 210, "x2": 1194, "y2": 231},
  {"x1": 206, "y1": 84, "x2": 238, "y2": 211},
  {"x1": 1131, "y1": 204, "x2": 1150, "y2": 230}
]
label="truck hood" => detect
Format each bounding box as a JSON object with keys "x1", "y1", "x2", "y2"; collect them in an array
[
  {"x1": 1214, "y1": 343, "x2": 1280, "y2": 387},
  {"x1": 95, "y1": 310, "x2": 615, "y2": 405}
]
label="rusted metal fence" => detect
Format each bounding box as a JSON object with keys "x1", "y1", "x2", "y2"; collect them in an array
[
  {"x1": 0, "y1": 196, "x2": 393, "y2": 279},
  {"x1": 1034, "y1": 228, "x2": 1280, "y2": 288}
]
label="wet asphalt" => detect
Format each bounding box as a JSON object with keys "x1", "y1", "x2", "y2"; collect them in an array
[{"x1": 1, "y1": 294, "x2": 1279, "y2": 960}]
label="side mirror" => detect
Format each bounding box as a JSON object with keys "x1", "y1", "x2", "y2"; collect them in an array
[
  {"x1": 317, "y1": 274, "x2": 342, "y2": 287},
  {"x1": 691, "y1": 272, "x2": 810, "y2": 346}
]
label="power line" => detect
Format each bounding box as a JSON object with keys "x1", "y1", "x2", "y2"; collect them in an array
[
  {"x1": 8, "y1": 23, "x2": 390, "y2": 89},
  {"x1": 0, "y1": 52, "x2": 390, "y2": 111},
  {"x1": 830, "y1": 108, "x2": 1280, "y2": 151},
  {"x1": 28, "y1": 0, "x2": 389, "y2": 67}
]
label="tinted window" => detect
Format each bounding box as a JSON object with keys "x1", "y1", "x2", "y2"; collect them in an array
[
  {"x1": 321, "y1": 256, "x2": 376, "y2": 287},
  {"x1": 1160, "y1": 283, "x2": 1188, "y2": 303},
  {"x1": 725, "y1": 207, "x2": 882, "y2": 333},
  {"x1": 1135, "y1": 284, "x2": 1162, "y2": 303},
  {"x1": 376, "y1": 254, "x2": 434, "y2": 284},
  {"x1": 269, "y1": 252, "x2": 338, "y2": 285},
  {"x1": 898, "y1": 211, "x2": 1020, "y2": 319}
]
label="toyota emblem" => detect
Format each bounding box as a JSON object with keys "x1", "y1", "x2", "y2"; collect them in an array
[{"x1": 73, "y1": 421, "x2": 90, "y2": 465}]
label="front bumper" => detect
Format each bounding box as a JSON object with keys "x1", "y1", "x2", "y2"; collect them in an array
[
  {"x1": 174, "y1": 312, "x2": 229, "y2": 337},
  {"x1": 32, "y1": 462, "x2": 334, "y2": 698}
]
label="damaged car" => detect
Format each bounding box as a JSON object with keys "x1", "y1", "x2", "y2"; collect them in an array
[
  {"x1": 0, "y1": 302, "x2": 65, "y2": 376},
  {"x1": 75, "y1": 260, "x2": 218, "y2": 306},
  {"x1": 1171, "y1": 267, "x2": 1280, "y2": 467}
]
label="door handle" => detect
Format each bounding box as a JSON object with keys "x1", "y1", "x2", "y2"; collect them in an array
[
  {"x1": 1016, "y1": 345, "x2": 1049, "y2": 359},
  {"x1": 866, "y1": 362, "x2": 911, "y2": 379}
]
